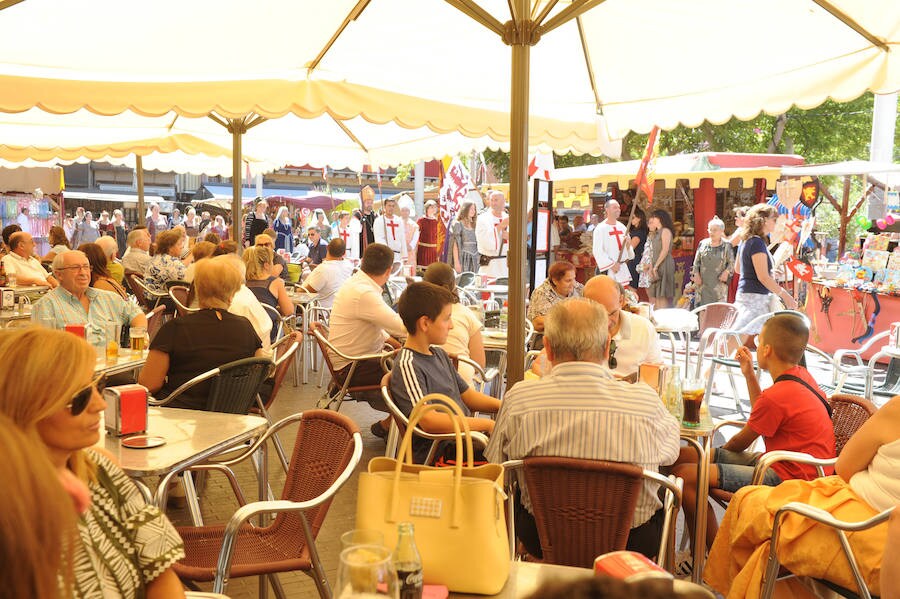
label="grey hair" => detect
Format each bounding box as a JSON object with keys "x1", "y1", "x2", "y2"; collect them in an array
[
  {"x1": 544, "y1": 298, "x2": 609, "y2": 363},
  {"x1": 95, "y1": 235, "x2": 117, "y2": 259},
  {"x1": 52, "y1": 250, "x2": 86, "y2": 273},
  {"x1": 126, "y1": 229, "x2": 147, "y2": 247},
  {"x1": 707, "y1": 216, "x2": 726, "y2": 231}
]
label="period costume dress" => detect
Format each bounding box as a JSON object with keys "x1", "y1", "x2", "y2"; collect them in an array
[
  {"x1": 451, "y1": 221, "x2": 479, "y2": 273},
  {"x1": 647, "y1": 229, "x2": 676, "y2": 298},
  {"x1": 691, "y1": 238, "x2": 734, "y2": 306},
  {"x1": 416, "y1": 216, "x2": 439, "y2": 267}
]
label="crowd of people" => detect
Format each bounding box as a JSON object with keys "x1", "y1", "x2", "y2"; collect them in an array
[{"x1": 2, "y1": 186, "x2": 899, "y2": 599}]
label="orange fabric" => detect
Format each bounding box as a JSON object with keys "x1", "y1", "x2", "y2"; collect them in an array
[{"x1": 704, "y1": 476, "x2": 886, "y2": 599}]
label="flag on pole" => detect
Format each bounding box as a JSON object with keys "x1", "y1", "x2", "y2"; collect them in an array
[
  {"x1": 528, "y1": 153, "x2": 555, "y2": 181},
  {"x1": 438, "y1": 157, "x2": 471, "y2": 261},
  {"x1": 634, "y1": 126, "x2": 660, "y2": 203}
]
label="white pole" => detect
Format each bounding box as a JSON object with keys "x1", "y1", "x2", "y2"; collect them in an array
[
  {"x1": 870, "y1": 93, "x2": 898, "y2": 163},
  {"x1": 414, "y1": 160, "x2": 425, "y2": 216}
]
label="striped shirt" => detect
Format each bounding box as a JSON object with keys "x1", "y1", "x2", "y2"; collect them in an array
[{"x1": 485, "y1": 361, "x2": 680, "y2": 527}]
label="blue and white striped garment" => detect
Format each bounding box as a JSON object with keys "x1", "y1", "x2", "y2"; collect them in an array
[{"x1": 485, "y1": 361, "x2": 681, "y2": 527}]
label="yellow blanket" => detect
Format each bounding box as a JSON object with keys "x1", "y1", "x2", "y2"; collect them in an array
[{"x1": 704, "y1": 476, "x2": 886, "y2": 599}]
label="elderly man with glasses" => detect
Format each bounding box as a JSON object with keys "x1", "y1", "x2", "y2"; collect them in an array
[{"x1": 32, "y1": 250, "x2": 146, "y2": 346}]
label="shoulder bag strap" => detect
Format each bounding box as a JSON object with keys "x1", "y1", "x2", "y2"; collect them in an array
[{"x1": 773, "y1": 373, "x2": 832, "y2": 418}]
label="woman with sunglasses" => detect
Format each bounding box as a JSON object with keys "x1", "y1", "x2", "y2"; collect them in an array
[{"x1": 0, "y1": 327, "x2": 186, "y2": 599}]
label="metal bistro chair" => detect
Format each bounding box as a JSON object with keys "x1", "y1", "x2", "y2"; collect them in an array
[
  {"x1": 145, "y1": 304, "x2": 168, "y2": 342},
  {"x1": 253, "y1": 333, "x2": 301, "y2": 471},
  {"x1": 379, "y1": 374, "x2": 489, "y2": 464},
  {"x1": 456, "y1": 271, "x2": 477, "y2": 289},
  {"x1": 126, "y1": 272, "x2": 168, "y2": 311},
  {"x1": 149, "y1": 356, "x2": 275, "y2": 415},
  {"x1": 503, "y1": 457, "x2": 683, "y2": 572},
  {"x1": 261, "y1": 303, "x2": 295, "y2": 343},
  {"x1": 168, "y1": 284, "x2": 198, "y2": 317},
  {"x1": 164, "y1": 410, "x2": 363, "y2": 599},
  {"x1": 696, "y1": 310, "x2": 812, "y2": 415},
  {"x1": 826, "y1": 331, "x2": 900, "y2": 402},
  {"x1": 690, "y1": 302, "x2": 739, "y2": 363},
  {"x1": 310, "y1": 324, "x2": 393, "y2": 412}
]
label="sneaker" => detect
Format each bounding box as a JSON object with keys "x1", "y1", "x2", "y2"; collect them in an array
[{"x1": 674, "y1": 550, "x2": 694, "y2": 579}]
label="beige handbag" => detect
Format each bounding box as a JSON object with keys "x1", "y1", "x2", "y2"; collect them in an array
[{"x1": 355, "y1": 395, "x2": 510, "y2": 594}]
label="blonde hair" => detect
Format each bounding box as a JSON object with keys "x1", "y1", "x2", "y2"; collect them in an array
[
  {"x1": 0, "y1": 328, "x2": 97, "y2": 483},
  {"x1": 243, "y1": 245, "x2": 274, "y2": 280},
  {"x1": 0, "y1": 413, "x2": 77, "y2": 599},
  {"x1": 195, "y1": 257, "x2": 243, "y2": 309},
  {"x1": 742, "y1": 204, "x2": 778, "y2": 240}
]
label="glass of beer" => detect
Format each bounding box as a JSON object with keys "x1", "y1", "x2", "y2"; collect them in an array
[
  {"x1": 129, "y1": 326, "x2": 147, "y2": 356},
  {"x1": 681, "y1": 378, "x2": 705, "y2": 428},
  {"x1": 105, "y1": 323, "x2": 121, "y2": 364}
]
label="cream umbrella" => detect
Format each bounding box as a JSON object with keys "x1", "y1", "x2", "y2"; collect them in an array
[{"x1": 1, "y1": 0, "x2": 898, "y2": 386}]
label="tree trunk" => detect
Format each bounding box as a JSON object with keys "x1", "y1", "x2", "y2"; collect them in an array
[{"x1": 767, "y1": 113, "x2": 787, "y2": 153}]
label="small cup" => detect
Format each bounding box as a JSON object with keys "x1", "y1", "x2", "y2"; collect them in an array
[{"x1": 340, "y1": 529, "x2": 385, "y2": 550}]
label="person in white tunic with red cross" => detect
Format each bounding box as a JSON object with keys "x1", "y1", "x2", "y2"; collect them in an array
[
  {"x1": 334, "y1": 210, "x2": 362, "y2": 262},
  {"x1": 373, "y1": 197, "x2": 408, "y2": 263},
  {"x1": 592, "y1": 199, "x2": 634, "y2": 286},
  {"x1": 476, "y1": 191, "x2": 510, "y2": 278}
]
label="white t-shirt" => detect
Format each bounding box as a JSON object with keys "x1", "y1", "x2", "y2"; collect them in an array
[
  {"x1": 1, "y1": 252, "x2": 49, "y2": 284},
  {"x1": 303, "y1": 259, "x2": 354, "y2": 308},
  {"x1": 441, "y1": 303, "x2": 483, "y2": 384},
  {"x1": 228, "y1": 285, "x2": 273, "y2": 349},
  {"x1": 373, "y1": 214, "x2": 407, "y2": 258}
]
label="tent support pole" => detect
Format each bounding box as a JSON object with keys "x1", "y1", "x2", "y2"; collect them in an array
[
  {"x1": 136, "y1": 155, "x2": 145, "y2": 226},
  {"x1": 838, "y1": 175, "x2": 851, "y2": 256},
  {"x1": 228, "y1": 118, "x2": 246, "y2": 244},
  {"x1": 506, "y1": 0, "x2": 531, "y2": 386}
]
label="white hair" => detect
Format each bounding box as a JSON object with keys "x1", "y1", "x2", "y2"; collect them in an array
[
  {"x1": 544, "y1": 298, "x2": 609, "y2": 363},
  {"x1": 52, "y1": 250, "x2": 86, "y2": 273},
  {"x1": 707, "y1": 216, "x2": 726, "y2": 231},
  {"x1": 95, "y1": 235, "x2": 118, "y2": 259}
]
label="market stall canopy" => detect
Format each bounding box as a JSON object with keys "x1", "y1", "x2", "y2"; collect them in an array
[
  {"x1": 0, "y1": 166, "x2": 63, "y2": 195},
  {"x1": 0, "y1": 1, "x2": 897, "y2": 140},
  {"x1": 780, "y1": 160, "x2": 900, "y2": 178},
  {"x1": 194, "y1": 185, "x2": 349, "y2": 211},
  {"x1": 552, "y1": 153, "x2": 804, "y2": 191}
]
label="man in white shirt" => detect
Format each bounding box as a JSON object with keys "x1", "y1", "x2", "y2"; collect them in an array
[
  {"x1": 16, "y1": 207, "x2": 31, "y2": 234},
  {"x1": 486, "y1": 298, "x2": 680, "y2": 560},
  {"x1": 328, "y1": 242, "x2": 404, "y2": 391},
  {"x1": 584, "y1": 275, "x2": 661, "y2": 378},
  {"x1": 121, "y1": 228, "x2": 152, "y2": 275},
  {"x1": 302, "y1": 238, "x2": 354, "y2": 308},
  {"x1": 592, "y1": 199, "x2": 634, "y2": 286},
  {"x1": 1, "y1": 232, "x2": 58, "y2": 288},
  {"x1": 373, "y1": 198, "x2": 407, "y2": 262},
  {"x1": 476, "y1": 190, "x2": 509, "y2": 278}
]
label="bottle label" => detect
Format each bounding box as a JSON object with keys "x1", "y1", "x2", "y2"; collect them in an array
[{"x1": 396, "y1": 567, "x2": 423, "y2": 599}]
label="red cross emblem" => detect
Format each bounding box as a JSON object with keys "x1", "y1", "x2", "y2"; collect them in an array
[
  {"x1": 609, "y1": 227, "x2": 625, "y2": 251},
  {"x1": 386, "y1": 219, "x2": 399, "y2": 240}
]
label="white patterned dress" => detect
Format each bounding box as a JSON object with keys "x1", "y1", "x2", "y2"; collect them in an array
[{"x1": 72, "y1": 451, "x2": 184, "y2": 598}]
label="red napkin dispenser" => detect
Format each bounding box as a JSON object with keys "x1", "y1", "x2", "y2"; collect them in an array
[{"x1": 103, "y1": 384, "x2": 148, "y2": 436}]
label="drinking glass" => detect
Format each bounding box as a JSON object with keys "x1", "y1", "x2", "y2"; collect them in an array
[
  {"x1": 341, "y1": 529, "x2": 385, "y2": 551},
  {"x1": 681, "y1": 378, "x2": 705, "y2": 428},
  {"x1": 129, "y1": 325, "x2": 147, "y2": 356},
  {"x1": 105, "y1": 323, "x2": 122, "y2": 363},
  {"x1": 335, "y1": 544, "x2": 398, "y2": 599}
]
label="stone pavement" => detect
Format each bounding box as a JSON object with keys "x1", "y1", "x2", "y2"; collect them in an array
[{"x1": 165, "y1": 339, "x2": 844, "y2": 598}]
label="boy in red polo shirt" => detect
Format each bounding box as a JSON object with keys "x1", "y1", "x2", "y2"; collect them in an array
[{"x1": 673, "y1": 313, "x2": 835, "y2": 558}]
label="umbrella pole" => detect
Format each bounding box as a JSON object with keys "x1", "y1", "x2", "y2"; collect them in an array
[
  {"x1": 136, "y1": 155, "x2": 145, "y2": 226},
  {"x1": 506, "y1": 0, "x2": 530, "y2": 386},
  {"x1": 229, "y1": 118, "x2": 245, "y2": 244}
]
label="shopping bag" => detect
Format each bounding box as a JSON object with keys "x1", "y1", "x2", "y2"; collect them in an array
[{"x1": 356, "y1": 395, "x2": 510, "y2": 594}]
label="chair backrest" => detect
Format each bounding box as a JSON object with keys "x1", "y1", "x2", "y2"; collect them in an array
[
  {"x1": 168, "y1": 285, "x2": 196, "y2": 317},
  {"x1": 380, "y1": 372, "x2": 412, "y2": 441},
  {"x1": 125, "y1": 272, "x2": 151, "y2": 310},
  {"x1": 266, "y1": 409, "x2": 361, "y2": 548},
  {"x1": 457, "y1": 271, "x2": 476, "y2": 288},
  {"x1": 206, "y1": 357, "x2": 275, "y2": 414},
  {"x1": 694, "y1": 302, "x2": 739, "y2": 335},
  {"x1": 261, "y1": 303, "x2": 284, "y2": 341},
  {"x1": 828, "y1": 394, "x2": 878, "y2": 455},
  {"x1": 310, "y1": 325, "x2": 342, "y2": 381},
  {"x1": 258, "y1": 333, "x2": 301, "y2": 411},
  {"x1": 524, "y1": 456, "x2": 644, "y2": 568},
  {"x1": 145, "y1": 305, "x2": 167, "y2": 342}
]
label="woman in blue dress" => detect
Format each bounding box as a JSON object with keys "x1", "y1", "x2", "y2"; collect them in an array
[{"x1": 273, "y1": 205, "x2": 294, "y2": 253}]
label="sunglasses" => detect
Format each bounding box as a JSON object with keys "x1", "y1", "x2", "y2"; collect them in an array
[
  {"x1": 608, "y1": 339, "x2": 618, "y2": 370},
  {"x1": 66, "y1": 373, "x2": 107, "y2": 416}
]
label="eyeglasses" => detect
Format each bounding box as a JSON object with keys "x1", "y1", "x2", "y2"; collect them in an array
[
  {"x1": 608, "y1": 340, "x2": 618, "y2": 370},
  {"x1": 66, "y1": 373, "x2": 107, "y2": 416},
  {"x1": 57, "y1": 264, "x2": 91, "y2": 272}
]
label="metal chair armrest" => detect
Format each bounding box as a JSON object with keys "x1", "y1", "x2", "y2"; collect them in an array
[
  {"x1": 775, "y1": 502, "x2": 893, "y2": 532},
  {"x1": 751, "y1": 451, "x2": 835, "y2": 485},
  {"x1": 147, "y1": 367, "x2": 222, "y2": 406},
  {"x1": 711, "y1": 419, "x2": 748, "y2": 436},
  {"x1": 156, "y1": 463, "x2": 247, "y2": 508}
]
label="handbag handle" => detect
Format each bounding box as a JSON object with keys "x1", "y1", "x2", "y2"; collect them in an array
[{"x1": 400, "y1": 395, "x2": 475, "y2": 469}]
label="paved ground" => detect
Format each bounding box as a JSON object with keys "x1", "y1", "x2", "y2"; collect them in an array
[{"x1": 165, "y1": 337, "x2": 845, "y2": 598}]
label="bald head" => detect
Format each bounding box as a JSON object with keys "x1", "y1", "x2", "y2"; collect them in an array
[
  {"x1": 8, "y1": 231, "x2": 34, "y2": 256},
  {"x1": 583, "y1": 275, "x2": 623, "y2": 333}
]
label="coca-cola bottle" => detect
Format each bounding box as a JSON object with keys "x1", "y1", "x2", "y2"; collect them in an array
[
  {"x1": 0, "y1": 261, "x2": 6, "y2": 287},
  {"x1": 393, "y1": 522, "x2": 423, "y2": 599}
]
